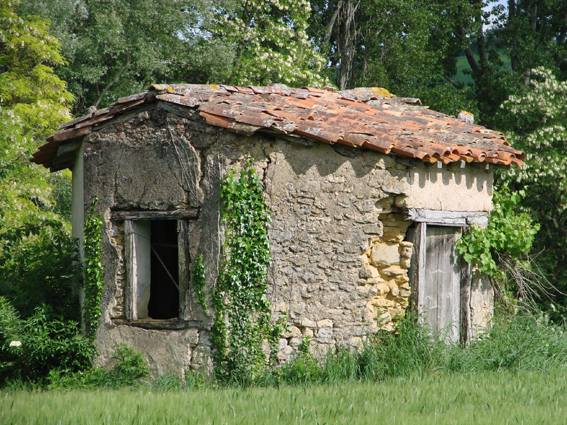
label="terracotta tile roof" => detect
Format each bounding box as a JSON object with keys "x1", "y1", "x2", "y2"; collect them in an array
[{"x1": 31, "y1": 84, "x2": 524, "y2": 170}]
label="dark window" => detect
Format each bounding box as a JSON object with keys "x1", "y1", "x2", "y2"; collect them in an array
[
  {"x1": 124, "y1": 217, "x2": 190, "y2": 321},
  {"x1": 148, "y1": 220, "x2": 179, "y2": 319}
]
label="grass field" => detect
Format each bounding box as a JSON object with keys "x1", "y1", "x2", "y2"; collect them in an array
[{"x1": 3, "y1": 369, "x2": 567, "y2": 424}]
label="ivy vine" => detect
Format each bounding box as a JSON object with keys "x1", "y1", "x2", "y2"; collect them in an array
[
  {"x1": 192, "y1": 254, "x2": 207, "y2": 314},
  {"x1": 457, "y1": 185, "x2": 541, "y2": 306},
  {"x1": 211, "y1": 163, "x2": 279, "y2": 385},
  {"x1": 83, "y1": 201, "x2": 104, "y2": 340}
]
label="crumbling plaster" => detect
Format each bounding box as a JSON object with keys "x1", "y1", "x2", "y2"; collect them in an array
[{"x1": 83, "y1": 105, "x2": 493, "y2": 375}]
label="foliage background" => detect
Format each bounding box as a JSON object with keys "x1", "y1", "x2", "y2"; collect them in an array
[{"x1": 4, "y1": 0, "x2": 567, "y2": 384}]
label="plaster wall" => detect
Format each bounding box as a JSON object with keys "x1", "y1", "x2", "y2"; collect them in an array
[
  {"x1": 402, "y1": 162, "x2": 493, "y2": 212},
  {"x1": 72, "y1": 144, "x2": 86, "y2": 332},
  {"x1": 470, "y1": 272, "x2": 494, "y2": 335}
]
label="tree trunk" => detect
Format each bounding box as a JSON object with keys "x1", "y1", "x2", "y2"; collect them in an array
[
  {"x1": 337, "y1": 0, "x2": 361, "y2": 90},
  {"x1": 323, "y1": 1, "x2": 343, "y2": 46}
]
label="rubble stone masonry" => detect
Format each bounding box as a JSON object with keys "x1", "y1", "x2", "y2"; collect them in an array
[{"x1": 85, "y1": 106, "x2": 492, "y2": 376}]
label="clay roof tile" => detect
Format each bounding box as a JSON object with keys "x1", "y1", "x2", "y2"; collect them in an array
[{"x1": 32, "y1": 83, "x2": 524, "y2": 170}]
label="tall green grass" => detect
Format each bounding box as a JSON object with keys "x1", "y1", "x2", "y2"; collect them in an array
[
  {"x1": 5, "y1": 312, "x2": 567, "y2": 392},
  {"x1": 3, "y1": 370, "x2": 567, "y2": 424},
  {"x1": 272, "y1": 313, "x2": 567, "y2": 387},
  {"x1": 4, "y1": 313, "x2": 567, "y2": 423}
]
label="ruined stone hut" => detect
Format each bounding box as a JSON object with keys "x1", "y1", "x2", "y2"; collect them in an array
[{"x1": 32, "y1": 84, "x2": 524, "y2": 375}]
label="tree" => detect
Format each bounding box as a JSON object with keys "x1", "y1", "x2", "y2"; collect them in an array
[
  {"x1": 307, "y1": 0, "x2": 482, "y2": 118},
  {"x1": 0, "y1": 1, "x2": 80, "y2": 320},
  {"x1": 19, "y1": 0, "x2": 229, "y2": 113},
  {"x1": 0, "y1": 0, "x2": 73, "y2": 228},
  {"x1": 500, "y1": 67, "x2": 567, "y2": 308},
  {"x1": 498, "y1": 1, "x2": 567, "y2": 79},
  {"x1": 310, "y1": 0, "x2": 438, "y2": 91},
  {"x1": 215, "y1": 0, "x2": 328, "y2": 87}
]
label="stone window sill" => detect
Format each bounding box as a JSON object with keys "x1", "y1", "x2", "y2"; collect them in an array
[{"x1": 111, "y1": 318, "x2": 204, "y2": 330}]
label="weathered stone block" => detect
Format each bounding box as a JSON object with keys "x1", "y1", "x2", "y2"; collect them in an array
[
  {"x1": 380, "y1": 267, "x2": 406, "y2": 277},
  {"x1": 377, "y1": 283, "x2": 391, "y2": 296},
  {"x1": 363, "y1": 224, "x2": 383, "y2": 235},
  {"x1": 277, "y1": 345, "x2": 293, "y2": 360},
  {"x1": 282, "y1": 325, "x2": 302, "y2": 338},
  {"x1": 301, "y1": 318, "x2": 316, "y2": 328},
  {"x1": 371, "y1": 298, "x2": 395, "y2": 308},
  {"x1": 370, "y1": 243, "x2": 400, "y2": 267},
  {"x1": 289, "y1": 337, "x2": 303, "y2": 347},
  {"x1": 303, "y1": 328, "x2": 314, "y2": 338},
  {"x1": 317, "y1": 319, "x2": 333, "y2": 328},
  {"x1": 386, "y1": 281, "x2": 399, "y2": 297}
]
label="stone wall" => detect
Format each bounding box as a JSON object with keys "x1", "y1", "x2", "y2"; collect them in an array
[
  {"x1": 81, "y1": 103, "x2": 493, "y2": 376},
  {"x1": 263, "y1": 141, "x2": 416, "y2": 359}
]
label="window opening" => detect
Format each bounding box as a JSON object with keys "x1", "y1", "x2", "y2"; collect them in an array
[{"x1": 148, "y1": 220, "x2": 179, "y2": 319}]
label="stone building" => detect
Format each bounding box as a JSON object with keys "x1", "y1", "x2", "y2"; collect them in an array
[{"x1": 32, "y1": 84, "x2": 524, "y2": 375}]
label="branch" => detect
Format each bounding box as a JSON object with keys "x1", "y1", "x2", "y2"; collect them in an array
[
  {"x1": 443, "y1": 73, "x2": 462, "y2": 89},
  {"x1": 94, "y1": 60, "x2": 131, "y2": 108},
  {"x1": 323, "y1": 1, "x2": 343, "y2": 46},
  {"x1": 458, "y1": 25, "x2": 481, "y2": 75}
]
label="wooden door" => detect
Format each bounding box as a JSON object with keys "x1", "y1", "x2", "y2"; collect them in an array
[{"x1": 421, "y1": 226, "x2": 461, "y2": 343}]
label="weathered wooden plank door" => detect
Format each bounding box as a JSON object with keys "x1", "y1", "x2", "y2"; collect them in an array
[{"x1": 421, "y1": 226, "x2": 461, "y2": 343}]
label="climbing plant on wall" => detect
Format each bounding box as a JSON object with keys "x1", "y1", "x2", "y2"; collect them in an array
[
  {"x1": 211, "y1": 162, "x2": 278, "y2": 385},
  {"x1": 83, "y1": 203, "x2": 103, "y2": 340},
  {"x1": 192, "y1": 254, "x2": 207, "y2": 314},
  {"x1": 458, "y1": 186, "x2": 541, "y2": 308}
]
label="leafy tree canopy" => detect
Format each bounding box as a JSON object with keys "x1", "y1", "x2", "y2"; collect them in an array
[
  {"x1": 214, "y1": 0, "x2": 328, "y2": 87},
  {"x1": 0, "y1": 0, "x2": 73, "y2": 228},
  {"x1": 500, "y1": 67, "x2": 567, "y2": 306},
  {"x1": 19, "y1": 0, "x2": 228, "y2": 113},
  {"x1": 0, "y1": 1, "x2": 79, "y2": 321}
]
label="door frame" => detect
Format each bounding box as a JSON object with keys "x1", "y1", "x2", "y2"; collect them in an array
[{"x1": 404, "y1": 208, "x2": 488, "y2": 344}]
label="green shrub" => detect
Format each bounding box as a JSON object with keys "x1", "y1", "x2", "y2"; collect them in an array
[
  {"x1": 152, "y1": 373, "x2": 181, "y2": 391},
  {"x1": 46, "y1": 344, "x2": 150, "y2": 390},
  {"x1": 90, "y1": 343, "x2": 149, "y2": 389},
  {"x1": 0, "y1": 297, "x2": 23, "y2": 383},
  {"x1": 17, "y1": 308, "x2": 95, "y2": 381},
  {"x1": 0, "y1": 297, "x2": 95, "y2": 385},
  {"x1": 276, "y1": 353, "x2": 323, "y2": 385},
  {"x1": 0, "y1": 221, "x2": 81, "y2": 321}
]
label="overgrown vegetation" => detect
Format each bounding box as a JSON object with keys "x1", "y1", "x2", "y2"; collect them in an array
[
  {"x1": 0, "y1": 220, "x2": 81, "y2": 321},
  {"x1": 457, "y1": 186, "x2": 545, "y2": 309},
  {"x1": 5, "y1": 310, "x2": 567, "y2": 392},
  {"x1": 211, "y1": 163, "x2": 279, "y2": 385},
  {"x1": 83, "y1": 203, "x2": 104, "y2": 340},
  {"x1": 0, "y1": 297, "x2": 94, "y2": 386},
  {"x1": 46, "y1": 343, "x2": 149, "y2": 390},
  {"x1": 267, "y1": 312, "x2": 567, "y2": 386},
  {"x1": 192, "y1": 254, "x2": 207, "y2": 314}
]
